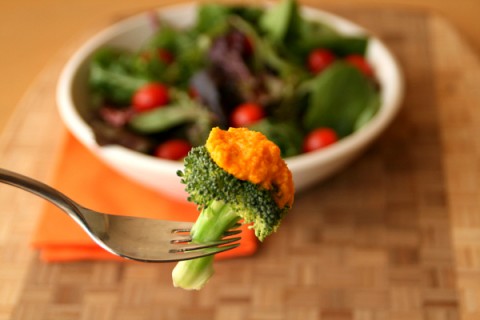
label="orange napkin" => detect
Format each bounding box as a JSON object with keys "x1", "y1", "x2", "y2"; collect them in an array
[{"x1": 32, "y1": 133, "x2": 258, "y2": 262}]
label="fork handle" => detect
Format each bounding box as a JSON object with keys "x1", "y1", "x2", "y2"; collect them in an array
[{"x1": 0, "y1": 168, "x2": 84, "y2": 222}]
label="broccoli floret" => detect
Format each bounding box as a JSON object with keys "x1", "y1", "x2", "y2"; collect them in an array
[
  {"x1": 180, "y1": 146, "x2": 289, "y2": 239},
  {"x1": 172, "y1": 128, "x2": 293, "y2": 290}
]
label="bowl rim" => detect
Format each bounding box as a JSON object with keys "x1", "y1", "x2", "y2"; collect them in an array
[{"x1": 56, "y1": 2, "x2": 404, "y2": 175}]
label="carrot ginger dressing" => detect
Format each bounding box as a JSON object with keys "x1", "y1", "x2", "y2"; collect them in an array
[{"x1": 206, "y1": 127, "x2": 294, "y2": 208}]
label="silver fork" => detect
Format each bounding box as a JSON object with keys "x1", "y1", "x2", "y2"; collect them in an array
[{"x1": 0, "y1": 168, "x2": 241, "y2": 262}]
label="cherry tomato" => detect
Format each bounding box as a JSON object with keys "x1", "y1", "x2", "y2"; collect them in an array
[
  {"x1": 307, "y1": 49, "x2": 336, "y2": 74},
  {"x1": 141, "y1": 48, "x2": 174, "y2": 64},
  {"x1": 188, "y1": 86, "x2": 199, "y2": 100},
  {"x1": 345, "y1": 54, "x2": 374, "y2": 77},
  {"x1": 303, "y1": 128, "x2": 338, "y2": 153},
  {"x1": 132, "y1": 83, "x2": 169, "y2": 112},
  {"x1": 157, "y1": 48, "x2": 174, "y2": 64},
  {"x1": 154, "y1": 139, "x2": 192, "y2": 161},
  {"x1": 243, "y1": 36, "x2": 254, "y2": 57},
  {"x1": 230, "y1": 103, "x2": 265, "y2": 127}
]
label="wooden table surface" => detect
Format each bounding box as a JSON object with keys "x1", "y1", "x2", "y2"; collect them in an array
[{"x1": 1, "y1": 2, "x2": 480, "y2": 320}]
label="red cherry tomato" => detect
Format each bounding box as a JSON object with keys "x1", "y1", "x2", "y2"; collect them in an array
[
  {"x1": 154, "y1": 139, "x2": 192, "y2": 161},
  {"x1": 230, "y1": 103, "x2": 265, "y2": 127},
  {"x1": 132, "y1": 83, "x2": 169, "y2": 112},
  {"x1": 307, "y1": 49, "x2": 336, "y2": 74},
  {"x1": 157, "y1": 48, "x2": 174, "y2": 64},
  {"x1": 188, "y1": 86, "x2": 199, "y2": 100},
  {"x1": 141, "y1": 48, "x2": 174, "y2": 64},
  {"x1": 303, "y1": 128, "x2": 338, "y2": 153},
  {"x1": 345, "y1": 54, "x2": 374, "y2": 77},
  {"x1": 243, "y1": 36, "x2": 254, "y2": 56}
]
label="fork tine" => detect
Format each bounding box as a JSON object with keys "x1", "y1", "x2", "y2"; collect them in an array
[
  {"x1": 170, "y1": 227, "x2": 243, "y2": 244},
  {"x1": 170, "y1": 237, "x2": 241, "y2": 253},
  {"x1": 171, "y1": 221, "x2": 194, "y2": 233},
  {"x1": 170, "y1": 243, "x2": 240, "y2": 261},
  {"x1": 223, "y1": 229, "x2": 242, "y2": 237},
  {"x1": 170, "y1": 235, "x2": 193, "y2": 244},
  {"x1": 170, "y1": 222, "x2": 241, "y2": 234}
]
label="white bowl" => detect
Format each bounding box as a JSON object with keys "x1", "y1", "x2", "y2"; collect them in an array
[{"x1": 57, "y1": 3, "x2": 404, "y2": 201}]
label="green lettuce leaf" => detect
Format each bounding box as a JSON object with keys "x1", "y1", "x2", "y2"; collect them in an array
[{"x1": 303, "y1": 61, "x2": 380, "y2": 137}]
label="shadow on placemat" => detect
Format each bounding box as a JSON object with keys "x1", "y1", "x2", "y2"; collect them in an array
[{"x1": 11, "y1": 7, "x2": 459, "y2": 320}]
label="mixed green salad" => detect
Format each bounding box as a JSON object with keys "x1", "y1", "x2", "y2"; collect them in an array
[{"x1": 86, "y1": 0, "x2": 380, "y2": 160}]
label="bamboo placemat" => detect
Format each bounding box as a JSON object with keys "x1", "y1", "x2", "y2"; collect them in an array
[{"x1": 1, "y1": 6, "x2": 479, "y2": 320}]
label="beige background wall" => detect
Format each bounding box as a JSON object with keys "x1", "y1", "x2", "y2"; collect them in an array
[{"x1": 1, "y1": 0, "x2": 479, "y2": 134}]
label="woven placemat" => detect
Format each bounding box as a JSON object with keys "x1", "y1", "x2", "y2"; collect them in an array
[{"x1": 3, "y1": 6, "x2": 480, "y2": 320}]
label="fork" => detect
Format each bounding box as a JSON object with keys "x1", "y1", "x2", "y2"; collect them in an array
[{"x1": 0, "y1": 168, "x2": 241, "y2": 262}]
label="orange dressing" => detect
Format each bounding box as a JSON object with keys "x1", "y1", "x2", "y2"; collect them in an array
[{"x1": 206, "y1": 127, "x2": 294, "y2": 208}]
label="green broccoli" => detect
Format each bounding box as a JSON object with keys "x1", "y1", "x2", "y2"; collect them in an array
[{"x1": 172, "y1": 127, "x2": 294, "y2": 290}]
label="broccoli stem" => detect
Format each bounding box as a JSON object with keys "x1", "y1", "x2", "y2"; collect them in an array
[{"x1": 172, "y1": 200, "x2": 241, "y2": 290}]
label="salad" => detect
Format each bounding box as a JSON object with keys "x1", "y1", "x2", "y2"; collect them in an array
[{"x1": 87, "y1": 0, "x2": 380, "y2": 160}]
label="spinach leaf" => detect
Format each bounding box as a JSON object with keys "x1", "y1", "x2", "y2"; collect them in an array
[
  {"x1": 230, "y1": 6, "x2": 264, "y2": 27},
  {"x1": 308, "y1": 34, "x2": 368, "y2": 57},
  {"x1": 354, "y1": 93, "x2": 380, "y2": 131},
  {"x1": 303, "y1": 61, "x2": 379, "y2": 137},
  {"x1": 259, "y1": 0, "x2": 368, "y2": 61},
  {"x1": 194, "y1": 4, "x2": 231, "y2": 36},
  {"x1": 259, "y1": 0, "x2": 298, "y2": 44}
]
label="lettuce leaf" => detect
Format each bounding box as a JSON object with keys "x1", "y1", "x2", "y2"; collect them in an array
[{"x1": 303, "y1": 61, "x2": 380, "y2": 137}]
